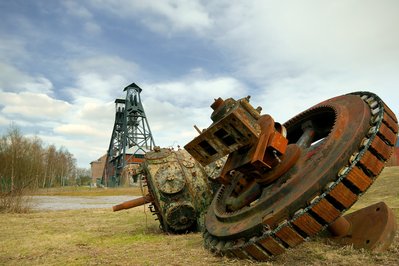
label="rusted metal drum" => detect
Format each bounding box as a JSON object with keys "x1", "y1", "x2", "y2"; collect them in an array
[
  {"x1": 186, "y1": 92, "x2": 397, "y2": 261},
  {"x1": 142, "y1": 147, "x2": 222, "y2": 233}
]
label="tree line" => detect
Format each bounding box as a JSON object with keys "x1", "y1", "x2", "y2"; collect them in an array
[{"x1": 0, "y1": 125, "x2": 88, "y2": 193}]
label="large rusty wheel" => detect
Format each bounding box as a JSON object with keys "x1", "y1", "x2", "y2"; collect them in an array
[{"x1": 203, "y1": 92, "x2": 398, "y2": 261}]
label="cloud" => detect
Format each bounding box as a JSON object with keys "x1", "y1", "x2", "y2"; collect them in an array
[
  {"x1": 0, "y1": 115, "x2": 9, "y2": 126},
  {"x1": 54, "y1": 124, "x2": 108, "y2": 138},
  {"x1": 198, "y1": 1, "x2": 399, "y2": 118},
  {"x1": 77, "y1": 101, "x2": 115, "y2": 124},
  {"x1": 0, "y1": 91, "x2": 71, "y2": 120},
  {"x1": 29, "y1": 133, "x2": 108, "y2": 165},
  {"x1": 62, "y1": 0, "x2": 102, "y2": 35},
  {"x1": 88, "y1": 0, "x2": 212, "y2": 34},
  {"x1": 62, "y1": 0, "x2": 93, "y2": 19},
  {"x1": 136, "y1": 74, "x2": 249, "y2": 148},
  {"x1": 141, "y1": 97, "x2": 208, "y2": 148},
  {"x1": 0, "y1": 63, "x2": 54, "y2": 94},
  {"x1": 209, "y1": 1, "x2": 399, "y2": 76},
  {"x1": 144, "y1": 74, "x2": 248, "y2": 108},
  {"x1": 69, "y1": 55, "x2": 138, "y2": 77},
  {"x1": 66, "y1": 55, "x2": 139, "y2": 101},
  {"x1": 84, "y1": 21, "x2": 102, "y2": 35},
  {"x1": 0, "y1": 37, "x2": 28, "y2": 62},
  {"x1": 2, "y1": 1, "x2": 398, "y2": 169}
]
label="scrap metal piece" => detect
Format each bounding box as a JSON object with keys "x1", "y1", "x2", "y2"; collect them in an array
[
  {"x1": 112, "y1": 194, "x2": 153, "y2": 212},
  {"x1": 113, "y1": 147, "x2": 221, "y2": 233},
  {"x1": 185, "y1": 92, "x2": 398, "y2": 261},
  {"x1": 328, "y1": 202, "x2": 397, "y2": 252}
]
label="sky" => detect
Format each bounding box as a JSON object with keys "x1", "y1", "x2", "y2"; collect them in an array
[{"x1": 1, "y1": 0, "x2": 399, "y2": 168}]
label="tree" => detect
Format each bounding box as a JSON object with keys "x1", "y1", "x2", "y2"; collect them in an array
[{"x1": 76, "y1": 168, "x2": 92, "y2": 186}]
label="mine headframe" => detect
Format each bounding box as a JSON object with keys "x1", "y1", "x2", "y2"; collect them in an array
[{"x1": 102, "y1": 83, "x2": 155, "y2": 187}]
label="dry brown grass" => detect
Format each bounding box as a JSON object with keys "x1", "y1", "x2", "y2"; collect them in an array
[
  {"x1": 0, "y1": 188, "x2": 34, "y2": 213},
  {"x1": 0, "y1": 167, "x2": 398, "y2": 265}
]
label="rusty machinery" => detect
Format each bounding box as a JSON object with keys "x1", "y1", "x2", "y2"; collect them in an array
[
  {"x1": 185, "y1": 92, "x2": 398, "y2": 261},
  {"x1": 113, "y1": 147, "x2": 224, "y2": 233}
]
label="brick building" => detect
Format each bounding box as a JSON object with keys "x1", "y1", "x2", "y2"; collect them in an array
[{"x1": 90, "y1": 154, "x2": 107, "y2": 185}]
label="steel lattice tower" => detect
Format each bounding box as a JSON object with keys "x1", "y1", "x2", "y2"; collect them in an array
[{"x1": 102, "y1": 83, "x2": 155, "y2": 186}]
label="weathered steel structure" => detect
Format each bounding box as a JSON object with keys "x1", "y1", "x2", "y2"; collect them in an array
[
  {"x1": 113, "y1": 147, "x2": 224, "y2": 233},
  {"x1": 102, "y1": 83, "x2": 155, "y2": 187},
  {"x1": 185, "y1": 92, "x2": 398, "y2": 261}
]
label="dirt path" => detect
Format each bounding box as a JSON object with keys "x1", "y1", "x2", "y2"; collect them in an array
[{"x1": 30, "y1": 195, "x2": 139, "y2": 210}]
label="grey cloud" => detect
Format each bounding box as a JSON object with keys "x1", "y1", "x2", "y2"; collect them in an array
[
  {"x1": 88, "y1": 0, "x2": 212, "y2": 34},
  {"x1": 0, "y1": 63, "x2": 54, "y2": 94}
]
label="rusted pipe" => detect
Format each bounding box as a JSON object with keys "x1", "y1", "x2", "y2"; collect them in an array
[{"x1": 112, "y1": 194, "x2": 153, "y2": 212}]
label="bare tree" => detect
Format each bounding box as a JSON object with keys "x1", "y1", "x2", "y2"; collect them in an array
[{"x1": 0, "y1": 125, "x2": 78, "y2": 212}]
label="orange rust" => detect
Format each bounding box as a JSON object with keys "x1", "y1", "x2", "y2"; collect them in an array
[
  {"x1": 243, "y1": 244, "x2": 270, "y2": 261},
  {"x1": 292, "y1": 213, "x2": 323, "y2": 236},
  {"x1": 268, "y1": 131, "x2": 288, "y2": 155},
  {"x1": 383, "y1": 103, "x2": 398, "y2": 123},
  {"x1": 251, "y1": 114, "x2": 279, "y2": 170},
  {"x1": 382, "y1": 112, "x2": 398, "y2": 134},
  {"x1": 344, "y1": 166, "x2": 372, "y2": 192},
  {"x1": 328, "y1": 216, "x2": 351, "y2": 237},
  {"x1": 198, "y1": 92, "x2": 397, "y2": 261},
  {"x1": 329, "y1": 202, "x2": 397, "y2": 252},
  {"x1": 257, "y1": 237, "x2": 285, "y2": 256},
  {"x1": 328, "y1": 182, "x2": 358, "y2": 209},
  {"x1": 275, "y1": 226, "x2": 304, "y2": 247},
  {"x1": 378, "y1": 123, "x2": 397, "y2": 146},
  {"x1": 211, "y1": 97, "x2": 225, "y2": 111},
  {"x1": 255, "y1": 144, "x2": 301, "y2": 185},
  {"x1": 112, "y1": 194, "x2": 153, "y2": 211},
  {"x1": 370, "y1": 135, "x2": 394, "y2": 161},
  {"x1": 311, "y1": 198, "x2": 341, "y2": 224},
  {"x1": 359, "y1": 150, "x2": 385, "y2": 176}
]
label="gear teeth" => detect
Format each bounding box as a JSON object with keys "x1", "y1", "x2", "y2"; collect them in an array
[
  {"x1": 203, "y1": 91, "x2": 397, "y2": 261},
  {"x1": 243, "y1": 243, "x2": 270, "y2": 261},
  {"x1": 257, "y1": 236, "x2": 286, "y2": 256},
  {"x1": 382, "y1": 112, "x2": 398, "y2": 134},
  {"x1": 369, "y1": 134, "x2": 394, "y2": 161},
  {"x1": 377, "y1": 123, "x2": 397, "y2": 146},
  {"x1": 223, "y1": 250, "x2": 235, "y2": 258},
  {"x1": 292, "y1": 213, "x2": 323, "y2": 237},
  {"x1": 328, "y1": 182, "x2": 358, "y2": 209},
  {"x1": 231, "y1": 248, "x2": 249, "y2": 260},
  {"x1": 274, "y1": 225, "x2": 305, "y2": 247},
  {"x1": 358, "y1": 150, "x2": 385, "y2": 177},
  {"x1": 382, "y1": 103, "x2": 398, "y2": 123},
  {"x1": 344, "y1": 166, "x2": 373, "y2": 192},
  {"x1": 310, "y1": 198, "x2": 341, "y2": 224}
]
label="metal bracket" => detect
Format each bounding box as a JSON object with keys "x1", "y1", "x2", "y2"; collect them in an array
[{"x1": 327, "y1": 201, "x2": 397, "y2": 252}]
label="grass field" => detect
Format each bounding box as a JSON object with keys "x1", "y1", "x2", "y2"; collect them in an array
[{"x1": 1, "y1": 167, "x2": 398, "y2": 265}]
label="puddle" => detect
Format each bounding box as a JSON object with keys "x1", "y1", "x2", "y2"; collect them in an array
[{"x1": 31, "y1": 195, "x2": 139, "y2": 211}]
